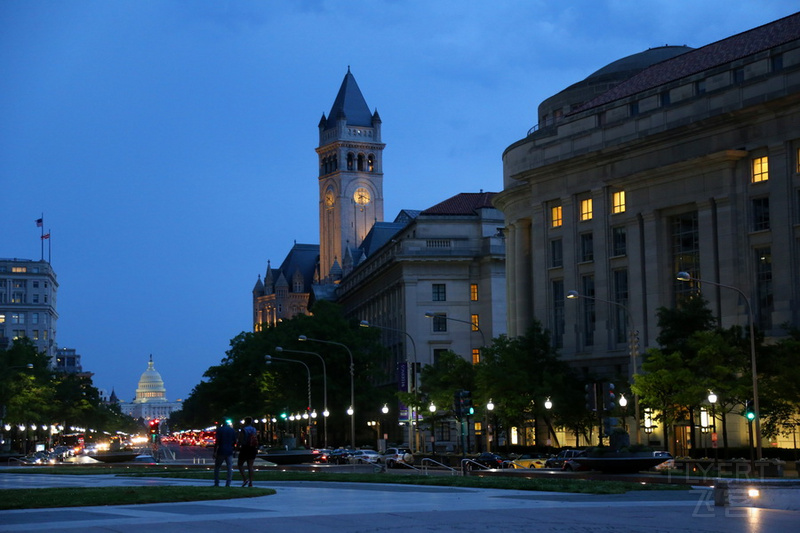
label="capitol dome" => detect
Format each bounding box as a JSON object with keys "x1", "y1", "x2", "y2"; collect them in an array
[{"x1": 134, "y1": 355, "x2": 167, "y2": 403}]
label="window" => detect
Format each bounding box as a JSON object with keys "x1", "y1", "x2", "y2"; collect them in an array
[
  {"x1": 630, "y1": 102, "x2": 639, "y2": 116},
  {"x1": 660, "y1": 92, "x2": 671, "y2": 106},
  {"x1": 612, "y1": 191, "x2": 626, "y2": 214},
  {"x1": 580, "y1": 198, "x2": 593, "y2": 221},
  {"x1": 471, "y1": 314, "x2": 479, "y2": 332},
  {"x1": 771, "y1": 54, "x2": 783, "y2": 73},
  {"x1": 32, "y1": 313, "x2": 39, "y2": 325},
  {"x1": 11, "y1": 292, "x2": 23, "y2": 304},
  {"x1": 368, "y1": 154, "x2": 375, "y2": 172},
  {"x1": 671, "y1": 212, "x2": 699, "y2": 302},
  {"x1": 582, "y1": 275, "x2": 595, "y2": 347},
  {"x1": 32, "y1": 294, "x2": 39, "y2": 304},
  {"x1": 551, "y1": 205, "x2": 562, "y2": 228},
  {"x1": 432, "y1": 284, "x2": 447, "y2": 302},
  {"x1": 0, "y1": 314, "x2": 5, "y2": 324},
  {"x1": 550, "y1": 239, "x2": 563, "y2": 268},
  {"x1": 32, "y1": 281, "x2": 39, "y2": 288},
  {"x1": 752, "y1": 198, "x2": 770, "y2": 231},
  {"x1": 32, "y1": 330, "x2": 39, "y2": 340},
  {"x1": 752, "y1": 156, "x2": 769, "y2": 183},
  {"x1": 755, "y1": 247, "x2": 773, "y2": 330},
  {"x1": 734, "y1": 68, "x2": 745, "y2": 83},
  {"x1": 612, "y1": 226, "x2": 627, "y2": 256},
  {"x1": 796, "y1": 148, "x2": 800, "y2": 173},
  {"x1": 432, "y1": 313, "x2": 447, "y2": 332},
  {"x1": 470, "y1": 284, "x2": 479, "y2": 301},
  {"x1": 613, "y1": 270, "x2": 629, "y2": 344},
  {"x1": 472, "y1": 348, "x2": 480, "y2": 365},
  {"x1": 552, "y1": 280, "x2": 564, "y2": 348},
  {"x1": 11, "y1": 267, "x2": 27, "y2": 273},
  {"x1": 695, "y1": 79, "x2": 706, "y2": 95},
  {"x1": 580, "y1": 233, "x2": 594, "y2": 262},
  {"x1": 11, "y1": 313, "x2": 24, "y2": 324}
]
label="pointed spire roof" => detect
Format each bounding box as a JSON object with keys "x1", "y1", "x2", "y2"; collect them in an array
[{"x1": 327, "y1": 67, "x2": 373, "y2": 128}]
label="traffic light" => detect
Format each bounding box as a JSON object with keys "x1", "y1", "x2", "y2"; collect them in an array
[
  {"x1": 453, "y1": 390, "x2": 463, "y2": 418},
  {"x1": 464, "y1": 391, "x2": 474, "y2": 416},
  {"x1": 149, "y1": 419, "x2": 159, "y2": 435},
  {"x1": 585, "y1": 383, "x2": 597, "y2": 411},
  {"x1": 602, "y1": 382, "x2": 616, "y2": 411},
  {"x1": 744, "y1": 400, "x2": 756, "y2": 421}
]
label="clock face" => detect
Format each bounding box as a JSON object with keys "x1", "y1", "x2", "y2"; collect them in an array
[
  {"x1": 354, "y1": 187, "x2": 370, "y2": 205},
  {"x1": 324, "y1": 189, "x2": 335, "y2": 208}
]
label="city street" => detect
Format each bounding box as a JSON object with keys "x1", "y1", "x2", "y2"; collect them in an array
[{"x1": 1, "y1": 470, "x2": 799, "y2": 532}]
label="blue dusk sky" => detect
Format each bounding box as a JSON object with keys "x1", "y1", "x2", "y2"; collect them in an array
[{"x1": 2, "y1": 1, "x2": 797, "y2": 404}]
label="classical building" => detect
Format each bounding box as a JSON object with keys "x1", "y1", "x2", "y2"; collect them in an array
[
  {"x1": 120, "y1": 356, "x2": 181, "y2": 421},
  {"x1": 0, "y1": 258, "x2": 58, "y2": 360},
  {"x1": 495, "y1": 13, "x2": 800, "y2": 450}
]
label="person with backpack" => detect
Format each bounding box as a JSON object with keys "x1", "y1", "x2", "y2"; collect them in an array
[{"x1": 237, "y1": 416, "x2": 258, "y2": 487}]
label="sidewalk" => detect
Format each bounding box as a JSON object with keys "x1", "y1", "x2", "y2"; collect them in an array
[{"x1": 1, "y1": 471, "x2": 799, "y2": 532}]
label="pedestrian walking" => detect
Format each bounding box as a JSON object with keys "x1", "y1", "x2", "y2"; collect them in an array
[
  {"x1": 212, "y1": 419, "x2": 237, "y2": 487},
  {"x1": 237, "y1": 417, "x2": 258, "y2": 487}
]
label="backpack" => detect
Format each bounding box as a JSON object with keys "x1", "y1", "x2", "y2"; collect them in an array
[{"x1": 241, "y1": 427, "x2": 258, "y2": 448}]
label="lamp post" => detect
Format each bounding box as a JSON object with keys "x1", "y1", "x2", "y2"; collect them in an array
[
  {"x1": 708, "y1": 390, "x2": 719, "y2": 471},
  {"x1": 486, "y1": 399, "x2": 494, "y2": 452},
  {"x1": 298, "y1": 335, "x2": 355, "y2": 450},
  {"x1": 359, "y1": 320, "x2": 418, "y2": 452},
  {"x1": 677, "y1": 271, "x2": 761, "y2": 461},
  {"x1": 428, "y1": 402, "x2": 437, "y2": 454},
  {"x1": 277, "y1": 346, "x2": 329, "y2": 449},
  {"x1": 424, "y1": 312, "x2": 486, "y2": 347},
  {"x1": 618, "y1": 393, "x2": 628, "y2": 432},
  {"x1": 266, "y1": 355, "x2": 312, "y2": 447},
  {"x1": 566, "y1": 290, "x2": 641, "y2": 444}
]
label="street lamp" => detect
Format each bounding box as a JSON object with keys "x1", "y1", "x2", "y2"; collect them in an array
[
  {"x1": 486, "y1": 399, "x2": 495, "y2": 452},
  {"x1": 266, "y1": 355, "x2": 313, "y2": 447},
  {"x1": 566, "y1": 289, "x2": 641, "y2": 444},
  {"x1": 359, "y1": 320, "x2": 418, "y2": 452},
  {"x1": 677, "y1": 271, "x2": 761, "y2": 461},
  {"x1": 277, "y1": 346, "x2": 329, "y2": 449},
  {"x1": 708, "y1": 390, "x2": 719, "y2": 471},
  {"x1": 298, "y1": 335, "x2": 355, "y2": 450},
  {"x1": 423, "y1": 312, "x2": 486, "y2": 347}
]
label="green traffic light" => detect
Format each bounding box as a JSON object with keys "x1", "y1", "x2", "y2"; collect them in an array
[
  {"x1": 746, "y1": 411, "x2": 755, "y2": 420},
  {"x1": 280, "y1": 413, "x2": 287, "y2": 419}
]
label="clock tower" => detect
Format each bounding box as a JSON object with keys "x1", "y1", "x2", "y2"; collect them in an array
[{"x1": 317, "y1": 68, "x2": 385, "y2": 282}]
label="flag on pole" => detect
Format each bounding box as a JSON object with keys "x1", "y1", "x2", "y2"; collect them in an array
[
  {"x1": 36, "y1": 218, "x2": 43, "y2": 227},
  {"x1": 41, "y1": 233, "x2": 50, "y2": 240}
]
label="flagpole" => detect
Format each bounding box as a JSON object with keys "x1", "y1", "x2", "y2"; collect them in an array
[
  {"x1": 39, "y1": 213, "x2": 44, "y2": 261},
  {"x1": 48, "y1": 229, "x2": 52, "y2": 264}
]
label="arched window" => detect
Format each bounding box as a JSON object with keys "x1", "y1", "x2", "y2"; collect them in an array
[
  {"x1": 357, "y1": 154, "x2": 365, "y2": 171},
  {"x1": 368, "y1": 154, "x2": 375, "y2": 172},
  {"x1": 332, "y1": 154, "x2": 338, "y2": 171},
  {"x1": 347, "y1": 153, "x2": 354, "y2": 170}
]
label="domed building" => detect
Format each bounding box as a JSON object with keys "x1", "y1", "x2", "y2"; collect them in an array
[
  {"x1": 495, "y1": 13, "x2": 800, "y2": 453},
  {"x1": 120, "y1": 356, "x2": 181, "y2": 422}
]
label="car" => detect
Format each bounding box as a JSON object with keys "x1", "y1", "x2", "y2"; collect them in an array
[
  {"x1": 329, "y1": 448, "x2": 354, "y2": 464},
  {"x1": 348, "y1": 449, "x2": 382, "y2": 464},
  {"x1": 469, "y1": 452, "x2": 507, "y2": 469},
  {"x1": 379, "y1": 447, "x2": 414, "y2": 468},
  {"x1": 508, "y1": 453, "x2": 550, "y2": 469},
  {"x1": 562, "y1": 450, "x2": 589, "y2": 471},
  {"x1": 312, "y1": 449, "x2": 333, "y2": 463},
  {"x1": 544, "y1": 449, "x2": 584, "y2": 469}
]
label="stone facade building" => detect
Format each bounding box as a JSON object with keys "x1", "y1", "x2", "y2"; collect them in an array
[
  {"x1": 495, "y1": 13, "x2": 800, "y2": 450},
  {"x1": 119, "y1": 356, "x2": 181, "y2": 422}
]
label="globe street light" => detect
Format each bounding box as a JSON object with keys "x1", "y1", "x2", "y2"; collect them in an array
[
  {"x1": 360, "y1": 320, "x2": 418, "y2": 451},
  {"x1": 486, "y1": 399, "x2": 495, "y2": 452},
  {"x1": 566, "y1": 289, "x2": 641, "y2": 444},
  {"x1": 677, "y1": 271, "x2": 761, "y2": 461},
  {"x1": 277, "y1": 346, "x2": 328, "y2": 449},
  {"x1": 298, "y1": 336, "x2": 355, "y2": 450},
  {"x1": 708, "y1": 390, "x2": 719, "y2": 471}
]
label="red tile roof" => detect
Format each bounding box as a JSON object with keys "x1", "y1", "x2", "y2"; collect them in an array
[{"x1": 421, "y1": 192, "x2": 497, "y2": 215}]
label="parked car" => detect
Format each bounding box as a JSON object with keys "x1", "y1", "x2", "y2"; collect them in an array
[
  {"x1": 379, "y1": 447, "x2": 414, "y2": 468},
  {"x1": 329, "y1": 448, "x2": 354, "y2": 464},
  {"x1": 348, "y1": 449, "x2": 382, "y2": 464},
  {"x1": 544, "y1": 449, "x2": 584, "y2": 469},
  {"x1": 470, "y1": 452, "x2": 508, "y2": 469},
  {"x1": 562, "y1": 450, "x2": 589, "y2": 471},
  {"x1": 508, "y1": 453, "x2": 550, "y2": 469}
]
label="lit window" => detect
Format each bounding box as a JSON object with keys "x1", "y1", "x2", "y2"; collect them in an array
[
  {"x1": 612, "y1": 191, "x2": 626, "y2": 214},
  {"x1": 471, "y1": 314, "x2": 479, "y2": 331},
  {"x1": 551, "y1": 205, "x2": 562, "y2": 228},
  {"x1": 472, "y1": 348, "x2": 480, "y2": 364},
  {"x1": 752, "y1": 157, "x2": 769, "y2": 183},
  {"x1": 11, "y1": 267, "x2": 27, "y2": 273},
  {"x1": 470, "y1": 284, "x2": 479, "y2": 301},
  {"x1": 580, "y1": 198, "x2": 593, "y2": 221}
]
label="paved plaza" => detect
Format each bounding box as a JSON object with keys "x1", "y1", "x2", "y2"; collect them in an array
[{"x1": 1, "y1": 472, "x2": 799, "y2": 532}]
